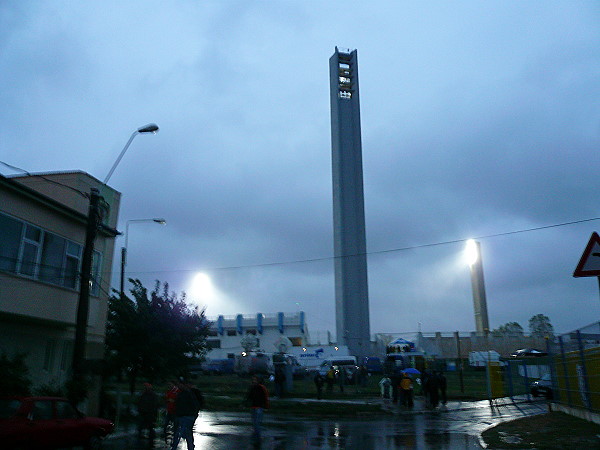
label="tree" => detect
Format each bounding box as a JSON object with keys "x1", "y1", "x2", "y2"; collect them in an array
[
  {"x1": 492, "y1": 322, "x2": 524, "y2": 336},
  {"x1": 105, "y1": 279, "x2": 209, "y2": 392},
  {"x1": 529, "y1": 314, "x2": 554, "y2": 338}
]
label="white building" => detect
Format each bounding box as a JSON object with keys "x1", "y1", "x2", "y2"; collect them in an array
[
  {"x1": 204, "y1": 311, "x2": 355, "y2": 370},
  {"x1": 206, "y1": 311, "x2": 313, "y2": 359}
]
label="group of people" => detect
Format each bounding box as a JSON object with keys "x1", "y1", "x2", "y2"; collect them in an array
[
  {"x1": 380, "y1": 369, "x2": 447, "y2": 409},
  {"x1": 420, "y1": 370, "x2": 447, "y2": 408},
  {"x1": 137, "y1": 379, "x2": 204, "y2": 450},
  {"x1": 137, "y1": 376, "x2": 270, "y2": 447},
  {"x1": 314, "y1": 364, "x2": 369, "y2": 397}
]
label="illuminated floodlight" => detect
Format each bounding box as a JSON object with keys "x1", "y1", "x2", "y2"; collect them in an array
[
  {"x1": 465, "y1": 239, "x2": 479, "y2": 266},
  {"x1": 191, "y1": 272, "x2": 213, "y2": 299}
]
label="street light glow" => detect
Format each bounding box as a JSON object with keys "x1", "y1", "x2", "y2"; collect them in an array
[
  {"x1": 191, "y1": 272, "x2": 213, "y2": 300},
  {"x1": 465, "y1": 239, "x2": 479, "y2": 266}
]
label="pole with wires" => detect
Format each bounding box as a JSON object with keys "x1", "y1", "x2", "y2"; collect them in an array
[{"x1": 70, "y1": 187, "x2": 103, "y2": 403}]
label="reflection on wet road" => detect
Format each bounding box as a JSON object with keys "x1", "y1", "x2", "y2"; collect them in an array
[{"x1": 107, "y1": 399, "x2": 547, "y2": 449}]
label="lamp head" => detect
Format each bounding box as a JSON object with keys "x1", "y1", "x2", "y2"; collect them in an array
[
  {"x1": 153, "y1": 218, "x2": 167, "y2": 225},
  {"x1": 465, "y1": 239, "x2": 479, "y2": 266},
  {"x1": 137, "y1": 123, "x2": 159, "y2": 134}
]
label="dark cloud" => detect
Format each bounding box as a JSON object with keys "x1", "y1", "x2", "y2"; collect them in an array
[{"x1": 1, "y1": 1, "x2": 598, "y2": 338}]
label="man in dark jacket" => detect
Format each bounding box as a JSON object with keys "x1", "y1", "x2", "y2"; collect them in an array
[
  {"x1": 246, "y1": 375, "x2": 269, "y2": 440},
  {"x1": 170, "y1": 380, "x2": 199, "y2": 450},
  {"x1": 137, "y1": 383, "x2": 158, "y2": 441}
]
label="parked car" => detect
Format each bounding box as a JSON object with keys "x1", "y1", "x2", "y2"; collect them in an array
[
  {"x1": 510, "y1": 348, "x2": 548, "y2": 358},
  {"x1": 530, "y1": 373, "x2": 553, "y2": 399},
  {"x1": 198, "y1": 358, "x2": 235, "y2": 375},
  {"x1": 318, "y1": 356, "x2": 358, "y2": 376},
  {"x1": 0, "y1": 396, "x2": 114, "y2": 449}
]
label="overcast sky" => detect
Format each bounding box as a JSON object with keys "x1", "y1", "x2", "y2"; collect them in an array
[{"x1": 1, "y1": 1, "x2": 599, "y2": 340}]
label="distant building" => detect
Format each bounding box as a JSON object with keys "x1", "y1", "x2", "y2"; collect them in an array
[
  {"x1": 204, "y1": 311, "x2": 354, "y2": 370},
  {"x1": 329, "y1": 47, "x2": 370, "y2": 358},
  {"x1": 0, "y1": 172, "x2": 120, "y2": 400},
  {"x1": 374, "y1": 332, "x2": 547, "y2": 359},
  {"x1": 205, "y1": 312, "x2": 312, "y2": 359}
]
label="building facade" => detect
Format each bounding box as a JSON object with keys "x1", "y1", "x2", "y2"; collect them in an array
[
  {"x1": 329, "y1": 47, "x2": 371, "y2": 358},
  {"x1": 205, "y1": 312, "x2": 311, "y2": 359},
  {"x1": 0, "y1": 172, "x2": 120, "y2": 395}
]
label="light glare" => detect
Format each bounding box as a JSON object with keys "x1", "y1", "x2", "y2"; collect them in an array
[{"x1": 465, "y1": 239, "x2": 479, "y2": 266}]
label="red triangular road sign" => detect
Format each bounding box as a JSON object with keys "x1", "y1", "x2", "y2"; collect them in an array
[{"x1": 573, "y1": 232, "x2": 600, "y2": 277}]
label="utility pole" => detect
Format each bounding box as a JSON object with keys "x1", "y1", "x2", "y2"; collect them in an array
[
  {"x1": 120, "y1": 247, "x2": 126, "y2": 297},
  {"x1": 71, "y1": 188, "x2": 103, "y2": 401}
]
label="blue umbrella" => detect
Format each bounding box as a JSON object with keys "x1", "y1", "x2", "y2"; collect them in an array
[{"x1": 402, "y1": 368, "x2": 421, "y2": 375}]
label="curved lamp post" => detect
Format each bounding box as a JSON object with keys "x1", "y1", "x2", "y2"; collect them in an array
[
  {"x1": 103, "y1": 123, "x2": 159, "y2": 185},
  {"x1": 120, "y1": 218, "x2": 166, "y2": 297}
]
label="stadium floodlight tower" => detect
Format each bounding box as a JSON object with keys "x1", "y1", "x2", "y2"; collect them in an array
[{"x1": 329, "y1": 47, "x2": 370, "y2": 359}]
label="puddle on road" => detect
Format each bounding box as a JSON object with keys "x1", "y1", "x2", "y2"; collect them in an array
[{"x1": 190, "y1": 413, "x2": 484, "y2": 449}]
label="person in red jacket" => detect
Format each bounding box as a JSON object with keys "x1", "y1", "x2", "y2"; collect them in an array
[
  {"x1": 163, "y1": 381, "x2": 179, "y2": 441},
  {"x1": 246, "y1": 375, "x2": 269, "y2": 440}
]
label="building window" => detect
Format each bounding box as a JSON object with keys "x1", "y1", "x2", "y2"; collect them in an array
[
  {"x1": 60, "y1": 341, "x2": 73, "y2": 371},
  {"x1": 0, "y1": 213, "x2": 22, "y2": 272},
  {"x1": 19, "y1": 224, "x2": 41, "y2": 277},
  {"x1": 207, "y1": 330, "x2": 218, "y2": 337},
  {"x1": 0, "y1": 212, "x2": 98, "y2": 294},
  {"x1": 206, "y1": 339, "x2": 221, "y2": 349},
  {"x1": 39, "y1": 233, "x2": 66, "y2": 284},
  {"x1": 43, "y1": 340, "x2": 56, "y2": 371},
  {"x1": 64, "y1": 242, "x2": 81, "y2": 289},
  {"x1": 246, "y1": 329, "x2": 257, "y2": 335},
  {"x1": 227, "y1": 330, "x2": 236, "y2": 336}
]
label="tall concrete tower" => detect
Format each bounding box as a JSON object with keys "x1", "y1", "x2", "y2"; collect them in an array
[{"x1": 329, "y1": 47, "x2": 370, "y2": 358}]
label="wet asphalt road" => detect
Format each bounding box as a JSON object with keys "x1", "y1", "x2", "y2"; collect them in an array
[{"x1": 104, "y1": 397, "x2": 548, "y2": 449}]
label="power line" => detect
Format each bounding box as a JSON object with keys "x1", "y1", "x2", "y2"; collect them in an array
[
  {"x1": 0, "y1": 161, "x2": 90, "y2": 198},
  {"x1": 107, "y1": 215, "x2": 600, "y2": 275}
]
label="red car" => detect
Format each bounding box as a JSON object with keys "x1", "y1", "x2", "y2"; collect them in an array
[{"x1": 0, "y1": 396, "x2": 114, "y2": 449}]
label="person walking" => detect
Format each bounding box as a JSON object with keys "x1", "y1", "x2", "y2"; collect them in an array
[
  {"x1": 274, "y1": 367, "x2": 285, "y2": 398},
  {"x1": 137, "y1": 383, "x2": 159, "y2": 442},
  {"x1": 314, "y1": 372, "x2": 324, "y2": 400},
  {"x1": 427, "y1": 371, "x2": 440, "y2": 409},
  {"x1": 325, "y1": 367, "x2": 335, "y2": 392},
  {"x1": 170, "y1": 380, "x2": 200, "y2": 450},
  {"x1": 438, "y1": 371, "x2": 447, "y2": 405},
  {"x1": 163, "y1": 381, "x2": 179, "y2": 442},
  {"x1": 400, "y1": 373, "x2": 414, "y2": 408},
  {"x1": 246, "y1": 375, "x2": 269, "y2": 441},
  {"x1": 338, "y1": 367, "x2": 345, "y2": 393}
]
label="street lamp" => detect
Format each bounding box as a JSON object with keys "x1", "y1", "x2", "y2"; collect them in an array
[
  {"x1": 103, "y1": 123, "x2": 159, "y2": 185},
  {"x1": 120, "y1": 218, "x2": 166, "y2": 297},
  {"x1": 465, "y1": 239, "x2": 490, "y2": 335}
]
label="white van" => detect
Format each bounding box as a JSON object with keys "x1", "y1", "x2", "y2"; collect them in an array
[{"x1": 318, "y1": 356, "x2": 357, "y2": 375}]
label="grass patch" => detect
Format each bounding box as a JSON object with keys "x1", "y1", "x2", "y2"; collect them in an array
[
  {"x1": 104, "y1": 368, "x2": 495, "y2": 419},
  {"x1": 481, "y1": 412, "x2": 600, "y2": 449}
]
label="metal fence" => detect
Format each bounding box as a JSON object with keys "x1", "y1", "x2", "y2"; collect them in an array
[
  {"x1": 547, "y1": 322, "x2": 600, "y2": 412},
  {"x1": 479, "y1": 322, "x2": 600, "y2": 413}
]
